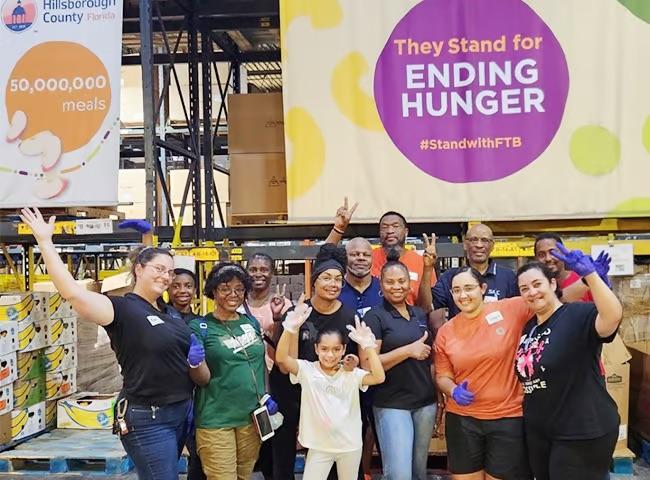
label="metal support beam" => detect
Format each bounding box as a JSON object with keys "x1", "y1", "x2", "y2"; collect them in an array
[
  {"x1": 201, "y1": 30, "x2": 215, "y2": 236},
  {"x1": 122, "y1": 50, "x2": 280, "y2": 65},
  {"x1": 188, "y1": 3, "x2": 202, "y2": 243},
  {"x1": 139, "y1": 0, "x2": 158, "y2": 225}
]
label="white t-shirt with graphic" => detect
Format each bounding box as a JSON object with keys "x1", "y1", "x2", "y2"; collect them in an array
[{"x1": 290, "y1": 359, "x2": 368, "y2": 453}]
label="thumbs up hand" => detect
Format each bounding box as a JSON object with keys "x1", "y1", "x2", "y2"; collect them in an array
[
  {"x1": 408, "y1": 331, "x2": 431, "y2": 360},
  {"x1": 187, "y1": 333, "x2": 205, "y2": 368}
]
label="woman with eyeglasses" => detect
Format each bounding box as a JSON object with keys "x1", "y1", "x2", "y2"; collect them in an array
[
  {"x1": 434, "y1": 267, "x2": 534, "y2": 480},
  {"x1": 363, "y1": 249, "x2": 437, "y2": 480},
  {"x1": 19, "y1": 208, "x2": 194, "y2": 480},
  {"x1": 187, "y1": 262, "x2": 276, "y2": 480},
  {"x1": 270, "y1": 244, "x2": 358, "y2": 480}
]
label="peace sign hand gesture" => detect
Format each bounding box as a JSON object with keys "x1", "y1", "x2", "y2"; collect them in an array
[
  {"x1": 282, "y1": 293, "x2": 312, "y2": 334},
  {"x1": 333, "y1": 196, "x2": 359, "y2": 232},
  {"x1": 422, "y1": 233, "x2": 438, "y2": 268},
  {"x1": 270, "y1": 284, "x2": 287, "y2": 319}
]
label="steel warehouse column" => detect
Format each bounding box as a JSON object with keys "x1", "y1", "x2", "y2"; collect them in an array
[
  {"x1": 201, "y1": 29, "x2": 215, "y2": 238},
  {"x1": 188, "y1": 3, "x2": 202, "y2": 243}
]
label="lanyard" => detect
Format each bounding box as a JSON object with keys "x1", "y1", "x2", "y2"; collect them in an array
[{"x1": 218, "y1": 318, "x2": 264, "y2": 402}]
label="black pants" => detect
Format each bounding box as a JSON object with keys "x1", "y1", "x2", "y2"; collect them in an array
[{"x1": 526, "y1": 427, "x2": 618, "y2": 480}]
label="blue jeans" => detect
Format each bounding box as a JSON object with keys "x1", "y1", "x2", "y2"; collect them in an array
[
  {"x1": 120, "y1": 399, "x2": 191, "y2": 480},
  {"x1": 373, "y1": 403, "x2": 437, "y2": 480}
]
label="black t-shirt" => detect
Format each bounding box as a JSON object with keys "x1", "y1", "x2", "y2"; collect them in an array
[
  {"x1": 105, "y1": 293, "x2": 194, "y2": 406},
  {"x1": 365, "y1": 301, "x2": 436, "y2": 410},
  {"x1": 514, "y1": 302, "x2": 619, "y2": 439},
  {"x1": 269, "y1": 301, "x2": 357, "y2": 403}
]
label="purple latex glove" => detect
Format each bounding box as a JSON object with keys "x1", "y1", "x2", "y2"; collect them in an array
[
  {"x1": 551, "y1": 243, "x2": 596, "y2": 277},
  {"x1": 594, "y1": 251, "x2": 612, "y2": 288},
  {"x1": 187, "y1": 334, "x2": 205, "y2": 367},
  {"x1": 452, "y1": 381, "x2": 475, "y2": 406},
  {"x1": 263, "y1": 395, "x2": 279, "y2": 415},
  {"x1": 118, "y1": 219, "x2": 153, "y2": 234}
]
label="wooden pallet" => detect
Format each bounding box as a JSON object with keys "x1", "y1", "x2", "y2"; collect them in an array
[
  {"x1": 0, "y1": 429, "x2": 132, "y2": 475},
  {"x1": 0, "y1": 206, "x2": 124, "y2": 220},
  {"x1": 611, "y1": 447, "x2": 636, "y2": 476}
]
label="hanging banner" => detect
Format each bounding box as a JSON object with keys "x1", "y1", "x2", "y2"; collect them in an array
[
  {"x1": 281, "y1": 0, "x2": 650, "y2": 222},
  {"x1": 0, "y1": 0, "x2": 122, "y2": 207}
]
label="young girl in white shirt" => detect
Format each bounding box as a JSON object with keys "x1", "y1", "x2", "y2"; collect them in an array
[{"x1": 276, "y1": 301, "x2": 385, "y2": 480}]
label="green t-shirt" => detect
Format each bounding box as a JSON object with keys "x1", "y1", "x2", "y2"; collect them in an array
[{"x1": 190, "y1": 313, "x2": 266, "y2": 428}]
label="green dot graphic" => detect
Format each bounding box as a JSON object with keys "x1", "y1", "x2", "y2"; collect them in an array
[
  {"x1": 570, "y1": 126, "x2": 621, "y2": 176},
  {"x1": 617, "y1": 0, "x2": 650, "y2": 23}
]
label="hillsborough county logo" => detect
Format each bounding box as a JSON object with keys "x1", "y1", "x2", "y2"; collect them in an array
[{"x1": 2, "y1": 0, "x2": 36, "y2": 32}]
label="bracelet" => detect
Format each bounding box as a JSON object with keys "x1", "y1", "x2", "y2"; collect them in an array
[
  {"x1": 189, "y1": 361, "x2": 202, "y2": 369},
  {"x1": 332, "y1": 226, "x2": 345, "y2": 235}
]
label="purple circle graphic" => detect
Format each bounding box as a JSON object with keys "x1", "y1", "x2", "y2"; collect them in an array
[{"x1": 374, "y1": 0, "x2": 569, "y2": 183}]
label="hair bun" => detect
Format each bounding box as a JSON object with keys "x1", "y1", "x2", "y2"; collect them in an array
[{"x1": 316, "y1": 243, "x2": 347, "y2": 270}]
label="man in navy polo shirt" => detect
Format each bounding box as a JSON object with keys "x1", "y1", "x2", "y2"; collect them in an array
[
  {"x1": 428, "y1": 224, "x2": 518, "y2": 319},
  {"x1": 339, "y1": 237, "x2": 383, "y2": 318}
]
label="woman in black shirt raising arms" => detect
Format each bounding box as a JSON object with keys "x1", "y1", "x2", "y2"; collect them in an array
[
  {"x1": 20, "y1": 208, "x2": 195, "y2": 480},
  {"x1": 515, "y1": 248, "x2": 622, "y2": 480}
]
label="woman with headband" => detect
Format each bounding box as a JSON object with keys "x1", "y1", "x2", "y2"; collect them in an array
[{"x1": 19, "y1": 208, "x2": 194, "y2": 479}]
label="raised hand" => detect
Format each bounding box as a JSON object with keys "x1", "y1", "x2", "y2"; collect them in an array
[
  {"x1": 594, "y1": 251, "x2": 612, "y2": 288},
  {"x1": 342, "y1": 354, "x2": 360, "y2": 371},
  {"x1": 270, "y1": 284, "x2": 287, "y2": 319},
  {"x1": 333, "y1": 196, "x2": 359, "y2": 233},
  {"x1": 19, "y1": 208, "x2": 55, "y2": 244},
  {"x1": 282, "y1": 293, "x2": 313, "y2": 334},
  {"x1": 409, "y1": 331, "x2": 431, "y2": 360},
  {"x1": 451, "y1": 380, "x2": 475, "y2": 406},
  {"x1": 346, "y1": 316, "x2": 377, "y2": 350},
  {"x1": 422, "y1": 233, "x2": 438, "y2": 268},
  {"x1": 551, "y1": 243, "x2": 596, "y2": 277},
  {"x1": 187, "y1": 333, "x2": 205, "y2": 367}
]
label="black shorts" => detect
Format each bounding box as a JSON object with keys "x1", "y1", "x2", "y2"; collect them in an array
[{"x1": 446, "y1": 412, "x2": 532, "y2": 480}]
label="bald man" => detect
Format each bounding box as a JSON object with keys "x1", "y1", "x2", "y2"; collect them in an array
[
  {"x1": 339, "y1": 237, "x2": 383, "y2": 318},
  {"x1": 428, "y1": 224, "x2": 518, "y2": 318}
]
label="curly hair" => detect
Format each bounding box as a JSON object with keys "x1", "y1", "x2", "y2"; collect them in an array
[{"x1": 204, "y1": 262, "x2": 253, "y2": 299}]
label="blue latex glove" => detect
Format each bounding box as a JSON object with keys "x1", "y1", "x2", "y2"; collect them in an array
[
  {"x1": 594, "y1": 251, "x2": 612, "y2": 288},
  {"x1": 187, "y1": 334, "x2": 205, "y2": 367},
  {"x1": 451, "y1": 381, "x2": 475, "y2": 406},
  {"x1": 263, "y1": 395, "x2": 279, "y2": 415},
  {"x1": 118, "y1": 219, "x2": 153, "y2": 234},
  {"x1": 551, "y1": 243, "x2": 596, "y2": 277}
]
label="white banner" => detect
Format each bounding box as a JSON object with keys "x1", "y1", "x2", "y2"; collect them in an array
[{"x1": 0, "y1": 0, "x2": 122, "y2": 207}]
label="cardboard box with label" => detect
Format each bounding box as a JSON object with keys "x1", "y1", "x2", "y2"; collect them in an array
[
  {"x1": 228, "y1": 93, "x2": 285, "y2": 154},
  {"x1": 11, "y1": 402, "x2": 45, "y2": 442},
  {"x1": 44, "y1": 344, "x2": 77, "y2": 373},
  {"x1": 57, "y1": 392, "x2": 117, "y2": 430},
  {"x1": 0, "y1": 293, "x2": 48, "y2": 323},
  {"x1": 45, "y1": 317, "x2": 77, "y2": 346},
  {"x1": 0, "y1": 322, "x2": 18, "y2": 356},
  {"x1": 13, "y1": 377, "x2": 45, "y2": 410},
  {"x1": 46, "y1": 369, "x2": 77, "y2": 401},
  {"x1": 0, "y1": 385, "x2": 13, "y2": 416},
  {"x1": 229, "y1": 153, "x2": 287, "y2": 217},
  {"x1": 602, "y1": 334, "x2": 634, "y2": 456},
  {"x1": 0, "y1": 352, "x2": 17, "y2": 388},
  {"x1": 16, "y1": 350, "x2": 45, "y2": 382},
  {"x1": 17, "y1": 320, "x2": 47, "y2": 353}
]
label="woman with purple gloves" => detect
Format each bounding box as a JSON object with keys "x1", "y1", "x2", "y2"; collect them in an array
[
  {"x1": 187, "y1": 262, "x2": 279, "y2": 480},
  {"x1": 515, "y1": 244, "x2": 622, "y2": 480}
]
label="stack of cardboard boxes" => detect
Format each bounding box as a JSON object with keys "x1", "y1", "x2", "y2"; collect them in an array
[{"x1": 0, "y1": 291, "x2": 79, "y2": 444}]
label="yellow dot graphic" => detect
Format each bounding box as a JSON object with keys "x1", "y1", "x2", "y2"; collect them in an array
[
  {"x1": 569, "y1": 125, "x2": 621, "y2": 176},
  {"x1": 611, "y1": 198, "x2": 650, "y2": 216},
  {"x1": 331, "y1": 52, "x2": 383, "y2": 132},
  {"x1": 286, "y1": 107, "x2": 326, "y2": 200},
  {"x1": 280, "y1": 0, "x2": 342, "y2": 29},
  {"x1": 642, "y1": 116, "x2": 650, "y2": 154}
]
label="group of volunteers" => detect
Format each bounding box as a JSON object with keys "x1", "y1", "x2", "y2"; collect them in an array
[{"x1": 19, "y1": 201, "x2": 623, "y2": 480}]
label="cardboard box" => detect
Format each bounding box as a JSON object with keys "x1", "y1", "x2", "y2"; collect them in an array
[
  {"x1": 0, "y1": 352, "x2": 17, "y2": 388},
  {"x1": 0, "y1": 322, "x2": 18, "y2": 356},
  {"x1": 16, "y1": 350, "x2": 45, "y2": 382},
  {"x1": 228, "y1": 93, "x2": 285, "y2": 154},
  {"x1": 45, "y1": 400, "x2": 57, "y2": 429},
  {"x1": 0, "y1": 293, "x2": 48, "y2": 323},
  {"x1": 17, "y1": 320, "x2": 46, "y2": 353},
  {"x1": 11, "y1": 402, "x2": 45, "y2": 441},
  {"x1": 628, "y1": 342, "x2": 650, "y2": 439},
  {"x1": 44, "y1": 344, "x2": 77, "y2": 373},
  {"x1": 46, "y1": 317, "x2": 77, "y2": 346},
  {"x1": 57, "y1": 392, "x2": 116, "y2": 429},
  {"x1": 13, "y1": 377, "x2": 45, "y2": 410},
  {"x1": 229, "y1": 153, "x2": 287, "y2": 217},
  {"x1": 46, "y1": 369, "x2": 77, "y2": 401},
  {"x1": 0, "y1": 384, "x2": 13, "y2": 416},
  {"x1": 603, "y1": 335, "x2": 633, "y2": 451}
]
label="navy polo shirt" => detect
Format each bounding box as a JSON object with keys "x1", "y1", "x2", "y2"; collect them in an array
[
  {"x1": 432, "y1": 260, "x2": 518, "y2": 318},
  {"x1": 339, "y1": 276, "x2": 383, "y2": 318}
]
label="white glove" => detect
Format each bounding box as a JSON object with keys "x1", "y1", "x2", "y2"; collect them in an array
[
  {"x1": 346, "y1": 316, "x2": 377, "y2": 351},
  {"x1": 282, "y1": 298, "x2": 312, "y2": 334}
]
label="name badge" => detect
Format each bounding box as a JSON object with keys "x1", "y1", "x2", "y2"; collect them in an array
[
  {"x1": 484, "y1": 295, "x2": 498, "y2": 303},
  {"x1": 409, "y1": 271, "x2": 419, "y2": 281},
  {"x1": 485, "y1": 311, "x2": 504, "y2": 325},
  {"x1": 147, "y1": 315, "x2": 165, "y2": 326}
]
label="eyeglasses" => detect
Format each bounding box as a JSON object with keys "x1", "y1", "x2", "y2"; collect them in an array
[
  {"x1": 317, "y1": 275, "x2": 344, "y2": 286},
  {"x1": 451, "y1": 284, "x2": 480, "y2": 296},
  {"x1": 216, "y1": 286, "x2": 246, "y2": 296},
  {"x1": 145, "y1": 264, "x2": 175, "y2": 278},
  {"x1": 465, "y1": 237, "x2": 494, "y2": 245}
]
